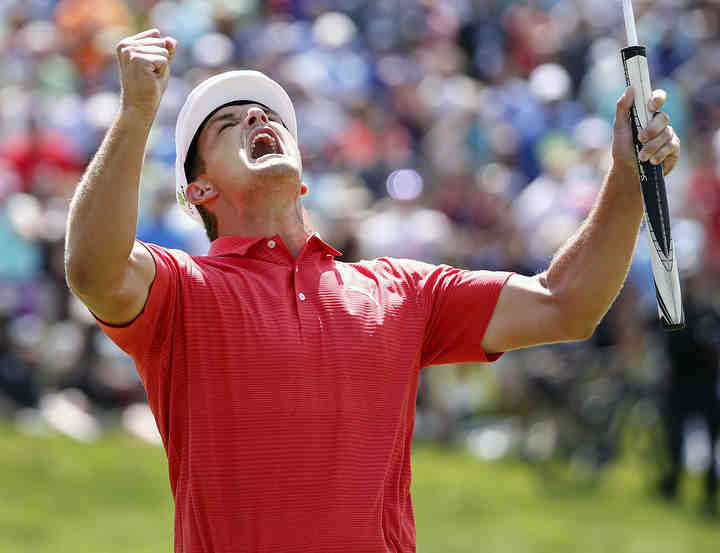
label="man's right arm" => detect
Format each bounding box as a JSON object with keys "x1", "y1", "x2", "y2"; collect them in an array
[{"x1": 64, "y1": 29, "x2": 177, "y2": 325}]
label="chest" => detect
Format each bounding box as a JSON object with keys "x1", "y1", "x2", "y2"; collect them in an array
[{"x1": 178, "y1": 261, "x2": 424, "y2": 415}]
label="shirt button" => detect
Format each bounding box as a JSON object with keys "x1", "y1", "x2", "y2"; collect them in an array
[
  {"x1": 267, "y1": 240, "x2": 276, "y2": 249},
  {"x1": 298, "y1": 292, "x2": 306, "y2": 301}
]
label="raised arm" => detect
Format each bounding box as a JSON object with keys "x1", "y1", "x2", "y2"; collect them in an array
[
  {"x1": 65, "y1": 29, "x2": 176, "y2": 325},
  {"x1": 482, "y1": 87, "x2": 681, "y2": 353}
]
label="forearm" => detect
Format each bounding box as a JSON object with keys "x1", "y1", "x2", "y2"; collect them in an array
[
  {"x1": 542, "y1": 162, "x2": 644, "y2": 335},
  {"x1": 482, "y1": 88, "x2": 680, "y2": 352},
  {"x1": 65, "y1": 107, "x2": 154, "y2": 293}
]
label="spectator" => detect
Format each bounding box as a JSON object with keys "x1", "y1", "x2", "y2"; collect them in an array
[
  {"x1": 659, "y1": 267, "x2": 720, "y2": 516},
  {"x1": 0, "y1": 0, "x2": 711, "y2": 466}
]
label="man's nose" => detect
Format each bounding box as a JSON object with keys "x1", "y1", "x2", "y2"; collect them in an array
[{"x1": 245, "y1": 107, "x2": 268, "y2": 128}]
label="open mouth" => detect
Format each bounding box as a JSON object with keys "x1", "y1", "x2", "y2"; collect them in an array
[{"x1": 248, "y1": 128, "x2": 283, "y2": 161}]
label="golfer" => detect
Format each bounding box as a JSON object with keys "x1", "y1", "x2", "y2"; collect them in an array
[{"x1": 65, "y1": 29, "x2": 680, "y2": 552}]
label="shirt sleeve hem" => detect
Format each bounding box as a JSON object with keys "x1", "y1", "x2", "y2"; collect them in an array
[{"x1": 478, "y1": 271, "x2": 515, "y2": 363}]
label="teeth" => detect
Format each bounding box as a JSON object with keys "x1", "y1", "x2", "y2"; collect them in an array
[{"x1": 250, "y1": 132, "x2": 278, "y2": 160}]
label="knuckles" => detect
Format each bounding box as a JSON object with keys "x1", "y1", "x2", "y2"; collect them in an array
[
  {"x1": 117, "y1": 43, "x2": 138, "y2": 59},
  {"x1": 120, "y1": 45, "x2": 169, "y2": 56},
  {"x1": 646, "y1": 126, "x2": 674, "y2": 147},
  {"x1": 117, "y1": 44, "x2": 170, "y2": 69},
  {"x1": 648, "y1": 112, "x2": 670, "y2": 135},
  {"x1": 116, "y1": 38, "x2": 173, "y2": 60}
]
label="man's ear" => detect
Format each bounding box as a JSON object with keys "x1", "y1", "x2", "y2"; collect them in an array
[{"x1": 186, "y1": 179, "x2": 219, "y2": 205}]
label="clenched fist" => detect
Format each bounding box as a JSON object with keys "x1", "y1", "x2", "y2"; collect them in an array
[
  {"x1": 116, "y1": 29, "x2": 177, "y2": 118},
  {"x1": 612, "y1": 86, "x2": 680, "y2": 176}
]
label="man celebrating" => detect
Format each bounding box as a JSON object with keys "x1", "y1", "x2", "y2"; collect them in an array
[{"x1": 65, "y1": 29, "x2": 680, "y2": 552}]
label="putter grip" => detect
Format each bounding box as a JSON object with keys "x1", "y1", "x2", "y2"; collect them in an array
[{"x1": 621, "y1": 45, "x2": 684, "y2": 330}]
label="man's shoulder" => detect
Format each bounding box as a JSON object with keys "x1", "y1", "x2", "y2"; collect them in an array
[
  {"x1": 334, "y1": 256, "x2": 440, "y2": 286},
  {"x1": 341, "y1": 255, "x2": 437, "y2": 268},
  {"x1": 138, "y1": 240, "x2": 214, "y2": 280}
]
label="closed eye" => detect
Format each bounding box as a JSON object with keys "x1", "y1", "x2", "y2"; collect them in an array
[
  {"x1": 266, "y1": 112, "x2": 288, "y2": 130},
  {"x1": 219, "y1": 121, "x2": 238, "y2": 134}
]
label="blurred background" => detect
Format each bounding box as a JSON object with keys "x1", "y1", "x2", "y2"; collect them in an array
[{"x1": 1, "y1": 0, "x2": 719, "y2": 551}]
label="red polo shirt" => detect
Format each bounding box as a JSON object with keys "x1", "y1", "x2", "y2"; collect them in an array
[{"x1": 98, "y1": 234, "x2": 511, "y2": 553}]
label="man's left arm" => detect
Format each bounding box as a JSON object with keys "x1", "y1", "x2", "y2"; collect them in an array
[{"x1": 482, "y1": 86, "x2": 681, "y2": 353}]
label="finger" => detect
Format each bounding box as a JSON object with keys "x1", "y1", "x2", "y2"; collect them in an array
[
  {"x1": 662, "y1": 156, "x2": 677, "y2": 175},
  {"x1": 123, "y1": 45, "x2": 170, "y2": 58},
  {"x1": 648, "y1": 89, "x2": 667, "y2": 113},
  {"x1": 645, "y1": 142, "x2": 674, "y2": 167},
  {"x1": 144, "y1": 54, "x2": 170, "y2": 71},
  {"x1": 129, "y1": 53, "x2": 168, "y2": 73},
  {"x1": 165, "y1": 37, "x2": 178, "y2": 56},
  {"x1": 129, "y1": 28, "x2": 161, "y2": 41},
  {"x1": 662, "y1": 136, "x2": 681, "y2": 175},
  {"x1": 129, "y1": 37, "x2": 169, "y2": 48},
  {"x1": 116, "y1": 33, "x2": 164, "y2": 55},
  {"x1": 662, "y1": 134, "x2": 680, "y2": 175},
  {"x1": 638, "y1": 126, "x2": 674, "y2": 161},
  {"x1": 128, "y1": 54, "x2": 156, "y2": 73},
  {"x1": 615, "y1": 86, "x2": 634, "y2": 120},
  {"x1": 639, "y1": 111, "x2": 670, "y2": 142}
]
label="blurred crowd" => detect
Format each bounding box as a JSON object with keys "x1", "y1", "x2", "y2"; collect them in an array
[{"x1": 0, "y1": 0, "x2": 719, "y2": 505}]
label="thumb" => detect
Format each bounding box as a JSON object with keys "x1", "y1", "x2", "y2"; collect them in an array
[
  {"x1": 616, "y1": 86, "x2": 634, "y2": 119},
  {"x1": 165, "y1": 37, "x2": 178, "y2": 58}
]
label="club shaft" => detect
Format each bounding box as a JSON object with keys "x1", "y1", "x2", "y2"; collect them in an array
[{"x1": 623, "y1": 0, "x2": 639, "y2": 46}]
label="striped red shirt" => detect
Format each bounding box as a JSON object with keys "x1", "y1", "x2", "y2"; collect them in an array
[{"x1": 98, "y1": 233, "x2": 511, "y2": 553}]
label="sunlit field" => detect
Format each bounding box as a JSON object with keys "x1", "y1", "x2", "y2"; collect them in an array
[{"x1": 1, "y1": 425, "x2": 718, "y2": 553}]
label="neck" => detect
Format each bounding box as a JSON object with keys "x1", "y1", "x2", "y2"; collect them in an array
[{"x1": 214, "y1": 196, "x2": 313, "y2": 258}]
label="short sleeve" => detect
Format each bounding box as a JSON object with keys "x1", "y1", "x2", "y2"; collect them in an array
[
  {"x1": 95, "y1": 241, "x2": 183, "y2": 380},
  {"x1": 401, "y1": 260, "x2": 512, "y2": 367}
]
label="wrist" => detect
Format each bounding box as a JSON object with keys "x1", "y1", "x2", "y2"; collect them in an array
[
  {"x1": 608, "y1": 162, "x2": 644, "y2": 210},
  {"x1": 610, "y1": 159, "x2": 640, "y2": 183},
  {"x1": 117, "y1": 103, "x2": 157, "y2": 133},
  {"x1": 119, "y1": 99, "x2": 159, "y2": 125}
]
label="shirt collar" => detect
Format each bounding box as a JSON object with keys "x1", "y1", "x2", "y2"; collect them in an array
[{"x1": 208, "y1": 233, "x2": 342, "y2": 258}]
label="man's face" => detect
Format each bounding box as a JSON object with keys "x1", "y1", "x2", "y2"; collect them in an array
[{"x1": 195, "y1": 103, "x2": 302, "y2": 197}]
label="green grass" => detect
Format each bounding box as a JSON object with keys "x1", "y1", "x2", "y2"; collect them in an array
[
  {"x1": 412, "y1": 446, "x2": 720, "y2": 553},
  {"x1": 0, "y1": 426, "x2": 173, "y2": 553},
  {"x1": 1, "y1": 426, "x2": 718, "y2": 552}
]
